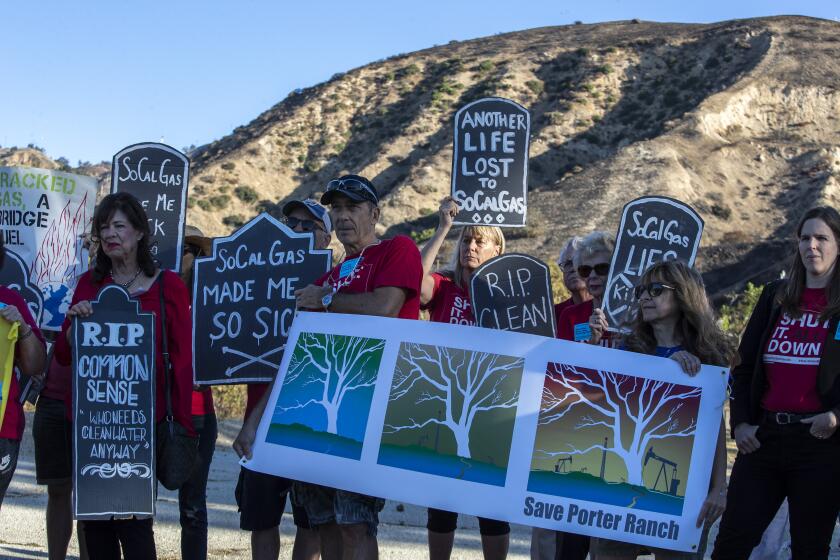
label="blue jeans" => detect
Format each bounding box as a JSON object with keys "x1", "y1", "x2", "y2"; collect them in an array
[{"x1": 178, "y1": 414, "x2": 217, "y2": 560}]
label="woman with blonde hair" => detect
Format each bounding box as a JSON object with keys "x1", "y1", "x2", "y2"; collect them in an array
[
  {"x1": 418, "y1": 197, "x2": 509, "y2": 559},
  {"x1": 590, "y1": 260, "x2": 733, "y2": 560}
]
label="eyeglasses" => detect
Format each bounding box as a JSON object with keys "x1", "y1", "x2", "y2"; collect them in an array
[
  {"x1": 285, "y1": 216, "x2": 325, "y2": 233},
  {"x1": 577, "y1": 263, "x2": 610, "y2": 278},
  {"x1": 326, "y1": 178, "x2": 378, "y2": 202},
  {"x1": 183, "y1": 245, "x2": 200, "y2": 257},
  {"x1": 634, "y1": 282, "x2": 675, "y2": 299}
]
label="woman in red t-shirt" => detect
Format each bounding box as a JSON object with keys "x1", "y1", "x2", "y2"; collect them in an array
[
  {"x1": 713, "y1": 207, "x2": 840, "y2": 558},
  {"x1": 56, "y1": 192, "x2": 195, "y2": 559},
  {"x1": 419, "y1": 197, "x2": 510, "y2": 559},
  {"x1": 590, "y1": 260, "x2": 733, "y2": 559}
]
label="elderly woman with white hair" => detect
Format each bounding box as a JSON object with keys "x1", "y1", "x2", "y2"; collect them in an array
[
  {"x1": 554, "y1": 235, "x2": 592, "y2": 327},
  {"x1": 557, "y1": 231, "x2": 617, "y2": 348}
]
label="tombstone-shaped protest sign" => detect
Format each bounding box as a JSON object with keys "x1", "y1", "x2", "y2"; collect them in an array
[
  {"x1": 604, "y1": 197, "x2": 704, "y2": 330},
  {"x1": 0, "y1": 249, "x2": 44, "y2": 327},
  {"x1": 451, "y1": 98, "x2": 530, "y2": 227},
  {"x1": 73, "y1": 285, "x2": 156, "y2": 519},
  {"x1": 192, "y1": 213, "x2": 332, "y2": 385},
  {"x1": 111, "y1": 143, "x2": 189, "y2": 272},
  {"x1": 470, "y1": 253, "x2": 556, "y2": 338},
  {"x1": 0, "y1": 167, "x2": 97, "y2": 331}
]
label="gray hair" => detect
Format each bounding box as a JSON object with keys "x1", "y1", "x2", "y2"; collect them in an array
[
  {"x1": 573, "y1": 231, "x2": 616, "y2": 268},
  {"x1": 557, "y1": 236, "x2": 583, "y2": 265}
]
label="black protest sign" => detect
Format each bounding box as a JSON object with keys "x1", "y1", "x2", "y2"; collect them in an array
[
  {"x1": 0, "y1": 249, "x2": 44, "y2": 326},
  {"x1": 192, "y1": 213, "x2": 332, "y2": 385},
  {"x1": 604, "y1": 196, "x2": 704, "y2": 329},
  {"x1": 111, "y1": 143, "x2": 189, "y2": 272},
  {"x1": 451, "y1": 97, "x2": 530, "y2": 227},
  {"x1": 73, "y1": 285, "x2": 156, "y2": 519},
  {"x1": 470, "y1": 253, "x2": 556, "y2": 338}
]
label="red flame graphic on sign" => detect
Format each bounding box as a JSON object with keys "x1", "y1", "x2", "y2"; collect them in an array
[{"x1": 32, "y1": 191, "x2": 91, "y2": 285}]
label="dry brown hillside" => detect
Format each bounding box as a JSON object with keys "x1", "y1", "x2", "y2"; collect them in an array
[{"x1": 4, "y1": 16, "x2": 839, "y2": 298}]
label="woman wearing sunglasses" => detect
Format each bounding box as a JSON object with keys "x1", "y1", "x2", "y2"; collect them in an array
[
  {"x1": 712, "y1": 207, "x2": 840, "y2": 559},
  {"x1": 589, "y1": 260, "x2": 733, "y2": 559},
  {"x1": 419, "y1": 196, "x2": 510, "y2": 560},
  {"x1": 557, "y1": 231, "x2": 618, "y2": 348}
]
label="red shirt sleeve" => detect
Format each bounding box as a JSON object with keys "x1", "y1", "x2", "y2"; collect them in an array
[
  {"x1": 422, "y1": 272, "x2": 446, "y2": 311},
  {"x1": 160, "y1": 271, "x2": 196, "y2": 435},
  {"x1": 372, "y1": 236, "x2": 422, "y2": 298}
]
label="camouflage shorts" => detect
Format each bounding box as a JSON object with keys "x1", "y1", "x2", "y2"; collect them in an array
[{"x1": 293, "y1": 482, "x2": 384, "y2": 536}]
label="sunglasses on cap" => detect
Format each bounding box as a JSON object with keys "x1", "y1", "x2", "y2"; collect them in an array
[
  {"x1": 285, "y1": 216, "x2": 326, "y2": 233},
  {"x1": 326, "y1": 178, "x2": 378, "y2": 202},
  {"x1": 634, "y1": 282, "x2": 675, "y2": 299},
  {"x1": 577, "y1": 263, "x2": 610, "y2": 278}
]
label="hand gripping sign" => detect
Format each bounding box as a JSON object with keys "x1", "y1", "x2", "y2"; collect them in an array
[
  {"x1": 111, "y1": 143, "x2": 189, "y2": 272},
  {"x1": 604, "y1": 197, "x2": 703, "y2": 330},
  {"x1": 451, "y1": 98, "x2": 530, "y2": 227}
]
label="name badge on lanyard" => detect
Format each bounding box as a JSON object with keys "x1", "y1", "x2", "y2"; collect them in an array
[
  {"x1": 574, "y1": 323, "x2": 592, "y2": 342},
  {"x1": 339, "y1": 257, "x2": 361, "y2": 280}
]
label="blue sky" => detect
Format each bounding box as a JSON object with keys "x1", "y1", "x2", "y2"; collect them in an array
[{"x1": 3, "y1": 1, "x2": 836, "y2": 165}]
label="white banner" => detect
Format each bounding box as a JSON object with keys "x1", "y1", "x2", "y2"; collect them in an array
[
  {"x1": 246, "y1": 312, "x2": 727, "y2": 552},
  {"x1": 0, "y1": 167, "x2": 98, "y2": 330}
]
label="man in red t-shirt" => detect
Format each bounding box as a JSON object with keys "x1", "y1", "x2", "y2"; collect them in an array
[{"x1": 294, "y1": 174, "x2": 422, "y2": 559}]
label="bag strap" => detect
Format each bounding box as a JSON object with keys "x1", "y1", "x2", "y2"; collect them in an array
[{"x1": 156, "y1": 272, "x2": 175, "y2": 428}]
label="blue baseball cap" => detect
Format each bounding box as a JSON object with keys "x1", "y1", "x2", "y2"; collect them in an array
[{"x1": 281, "y1": 199, "x2": 332, "y2": 233}]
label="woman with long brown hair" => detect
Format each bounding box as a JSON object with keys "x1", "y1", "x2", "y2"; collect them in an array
[
  {"x1": 712, "y1": 206, "x2": 840, "y2": 559},
  {"x1": 591, "y1": 260, "x2": 733, "y2": 560},
  {"x1": 55, "y1": 192, "x2": 195, "y2": 559}
]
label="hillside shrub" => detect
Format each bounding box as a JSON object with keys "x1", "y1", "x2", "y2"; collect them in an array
[
  {"x1": 477, "y1": 60, "x2": 495, "y2": 74},
  {"x1": 209, "y1": 195, "x2": 230, "y2": 210},
  {"x1": 222, "y1": 215, "x2": 245, "y2": 228},
  {"x1": 718, "y1": 283, "x2": 763, "y2": 338},
  {"x1": 220, "y1": 162, "x2": 235, "y2": 171},
  {"x1": 196, "y1": 199, "x2": 212, "y2": 212},
  {"x1": 525, "y1": 80, "x2": 544, "y2": 95},
  {"x1": 234, "y1": 186, "x2": 258, "y2": 203}
]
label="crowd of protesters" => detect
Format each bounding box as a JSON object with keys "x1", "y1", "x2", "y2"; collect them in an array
[{"x1": 2, "y1": 172, "x2": 840, "y2": 560}]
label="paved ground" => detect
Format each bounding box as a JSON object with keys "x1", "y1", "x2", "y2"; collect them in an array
[
  {"x1": 0, "y1": 416, "x2": 535, "y2": 559},
  {"x1": 2, "y1": 414, "x2": 838, "y2": 559}
]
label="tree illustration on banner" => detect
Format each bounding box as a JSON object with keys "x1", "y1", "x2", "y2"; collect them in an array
[
  {"x1": 528, "y1": 362, "x2": 701, "y2": 515},
  {"x1": 378, "y1": 342, "x2": 524, "y2": 486},
  {"x1": 266, "y1": 333, "x2": 385, "y2": 460}
]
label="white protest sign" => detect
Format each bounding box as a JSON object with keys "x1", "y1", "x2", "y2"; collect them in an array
[
  {"x1": 0, "y1": 166, "x2": 97, "y2": 330},
  {"x1": 247, "y1": 312, "x2": 727, "y2": 553}
]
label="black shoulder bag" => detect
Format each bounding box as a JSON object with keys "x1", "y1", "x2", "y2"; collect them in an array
[{"x1": 155, "y1": 272, "x2": 199, "y2": 490}]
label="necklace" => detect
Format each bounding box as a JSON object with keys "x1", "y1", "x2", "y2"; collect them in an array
[{"x1": 111, "y1": 267, "x2": 143, "y2": 290}]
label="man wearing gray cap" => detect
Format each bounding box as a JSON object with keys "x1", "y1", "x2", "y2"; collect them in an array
[
  {"x1": 233, "y1": 198, "x2": 334, "y2": 560},
  {"x1": 294, "y1": 174, "x2": 423, "y2": 559}
]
